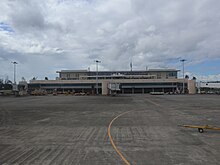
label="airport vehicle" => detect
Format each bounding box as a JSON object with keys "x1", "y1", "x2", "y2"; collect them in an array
[
  {"x1": 180, "y1": 124, "x2": 220, "y2": 133},
  {"x1": 150, "y1": 92, "x2": 164, "y2": 95},
  {"x1": 0, "y1": 90, "x2": 13, "y2": 95}
]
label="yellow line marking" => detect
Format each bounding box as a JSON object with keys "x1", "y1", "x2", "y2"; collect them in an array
[
  {"x1": 107, "y1": 98, "x2": 160, "y2": 165},
  {"x1": 108, "y1": 110, "x2": 133, "y2": 165},
  {"x1": 181, "y1": 124, "x2": 220, "y2": 130}
]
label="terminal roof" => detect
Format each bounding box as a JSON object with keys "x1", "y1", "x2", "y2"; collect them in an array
[{"x1": 57, "y1": 69, "x2": 179, "y2": 73}]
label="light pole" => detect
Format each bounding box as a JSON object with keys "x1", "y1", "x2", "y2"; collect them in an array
[
  {"x1": 95, "y1": 60, "x2": 101, "y2": 95},
  {"x1": 180, "y1": 59, "x2": 186, "y2": 94},
  {"x1": 11, "y1": 61, "x2": 18, "y2": 84}
]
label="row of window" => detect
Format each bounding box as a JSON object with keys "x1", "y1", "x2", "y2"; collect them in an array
[
  {"x1": 61, "y1": 72, "x2": 177, "y2": 78},
  {"x1": 29, "y1": 82, "x2": 185, "y2": 88}
]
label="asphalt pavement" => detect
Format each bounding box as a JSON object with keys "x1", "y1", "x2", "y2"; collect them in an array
[{"x1": 0, "y1": 94, "x2": 220, "y2": 165}]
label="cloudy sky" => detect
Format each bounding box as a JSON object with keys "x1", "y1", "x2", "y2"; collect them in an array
[{"x1": 0, "y1": 0, "x2": 220, "y2": 82}]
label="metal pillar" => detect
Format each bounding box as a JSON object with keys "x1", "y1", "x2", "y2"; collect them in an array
[
  {"x1": 180, "y1": 59, "x2": 186, "y2": 94},
  {"x1": 11, "y1": 61, "x2": 18, "y2": 84},
  {"x1": 95, "y1": 60, "x2": 101, "y2": 95}
]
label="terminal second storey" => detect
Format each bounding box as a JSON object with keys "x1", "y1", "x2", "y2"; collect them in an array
[
  {"x1": 56, "y1": 69, "x2": 178, "y2": 80},
  {"x1": 28, "y1": 69, "x2": 196, "y2": 94}
]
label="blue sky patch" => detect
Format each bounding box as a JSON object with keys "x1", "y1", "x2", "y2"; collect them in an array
[
  {"x1": 187, "y1": 58, "x2": 220, "y2": 76},
  {"x1": 0, "y1": 22, "x2": 14, "y2": 33}
]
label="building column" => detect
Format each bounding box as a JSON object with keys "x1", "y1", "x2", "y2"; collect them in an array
[
  {"x1": 132, "y1": 88, "x2": 134, "y2": 94},
  {"x1": 188, "y1": 79, "x2": 196, "y2": 94},
  {"x1": 102, "y1": 81, "x2": 108, "y2": 95}
]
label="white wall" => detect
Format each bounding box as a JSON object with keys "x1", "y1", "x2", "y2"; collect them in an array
[{"x1": 199, "y1": 82, "x2": 220, "y2": 89}]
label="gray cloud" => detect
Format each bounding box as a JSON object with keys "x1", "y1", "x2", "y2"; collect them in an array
[
  {"x1": 9, "y1": 1, "x2": 45, "y2": 31},
  {"x1": 0, "y1": 0, "x2": 220, "y2": 81}
]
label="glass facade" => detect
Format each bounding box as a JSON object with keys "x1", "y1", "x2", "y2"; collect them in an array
[{"x1": 59, "y1": 70, "x2": 178, "y2": 80}]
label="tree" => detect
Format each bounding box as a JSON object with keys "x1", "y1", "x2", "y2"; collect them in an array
[
  {"x1": 185, "y1": 75, "x2": 189, "y2": 79},
  {"x1": 45, "y1": 77, "x2": 48, "y2": 80},
  {"x1": 0, "y1": 77, "x2": 13, "y2": 90},
  {"x1": 21, "y1": 77, "x2": 26, "y2": 81},
  {"x1": 192, "y1": 76, "x2": 196, "y2": 80},
  {"x1": 0, "y1": 79, "x2": 3, "y2": 90},
  {"x1": 4, "y1": 79, "x2": 12, "y2": 84}
]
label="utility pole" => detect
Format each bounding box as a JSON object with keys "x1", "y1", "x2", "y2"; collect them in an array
[
  {"x1": 180, "y1": 59, "x2": 186, "y2": 94},
  {"x1": 95, "y1": 60, "x2": 101, "y2": 95},
  {"x1": 11, "y1": 61, "x2": 18, "y2": 84}
]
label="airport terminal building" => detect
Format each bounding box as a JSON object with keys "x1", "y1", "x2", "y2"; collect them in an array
[
  {"x1": 28, "y1": 69, "x2": 196, "y2": 95},
  {"x1": 198, "y1": 82, "x2": 220, "y2": 94}
]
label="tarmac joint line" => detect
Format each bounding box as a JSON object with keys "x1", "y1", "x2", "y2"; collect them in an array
[{"x1": 145, "y1": 98, "x2": 161, "y2": 107}]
